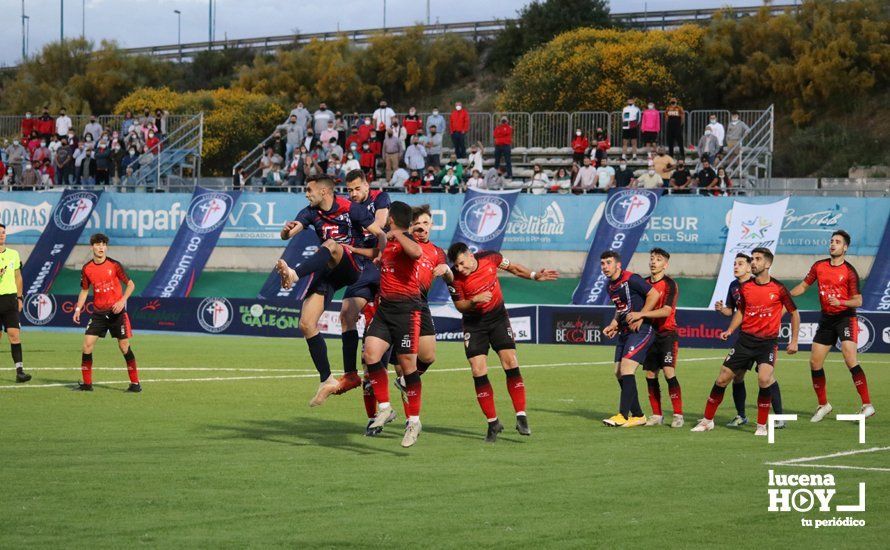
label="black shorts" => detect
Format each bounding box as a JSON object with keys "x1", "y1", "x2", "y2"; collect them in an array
[
  {"x1": 364, "y1": 299, "x2": 422, "y2": 355},
  {"x1": 622, "y1": 127, "x2": 639, "y2": 140},
  {"x1": 643, "y1": 331, "x2": 679, "y2": 372},
  {"x1": 723, "y1": 333, "x2": 777, "y2": 372},
  {"x1": 304, "y1": 249, "x2": 363, "y2": 301},
  {"x1": 0, "y1": 294, "x2": 20, "y2": 331},
  {"x1": 463, "y1": 309, "x2": 515, "y2": 359},
  {"x1": 343, "y1": 260, "x2": 380, "y2": 302},
  {"x1": 812, "y1": 314, "x2": 858, "y2": 346},
  {"x1": 641, "y1": 131, "x2": 658, "y2": 143},
  {"x1": 420, "y1": 305, "x2": 435, "y2": 337},
  {"x1": 85, "y1": 311, "x2": 133, "y2": 339}
]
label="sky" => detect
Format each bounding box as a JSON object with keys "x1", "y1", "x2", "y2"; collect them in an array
[{"x1": 2, "y1": 0, "x2": 774, "y2": 67}]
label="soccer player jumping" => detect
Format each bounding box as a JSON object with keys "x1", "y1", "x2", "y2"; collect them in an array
[
  {"x1": 789, "y1": 230, "x2": 874, "y2": 421},
  {"x1": 72, "y1": 233, "x2": 141, "y2": 392},
  {"x1": 276, "y1": 175, "x2": 387, "y2": 407},
  {"x1": 600, "y1": 251, "x2": 662, "y2": 428},
  {"x1": 448, "y1": 242, "x2": 558, "y2": 442},
  {"x1": 692, "y1": 248, "x2": 799, "y2": 436}
]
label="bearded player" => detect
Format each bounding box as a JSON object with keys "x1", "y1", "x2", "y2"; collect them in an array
[
  {"x1": 790, "y1": 230, "x2": 874, "y2": 421},
  {"x1": 447, "y1": 241, "x2": 558, "y2": 442}
]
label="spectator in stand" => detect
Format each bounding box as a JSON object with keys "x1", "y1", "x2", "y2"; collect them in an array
[
  {"x1": 121, "y1": 111, "x2": 136, "y2": 135},
  {"x1": 47, "y1": 135, "x2": 61, "y2": 162},
  {"x1": 343, "y1": 150, "x2": 361, "y2": 174},
  {"x1": 55, "y1": 108, "x2": 73, "y2": 138},
  {"x1": 326, "y1": 137, "x2": 343, "y2": 164},
  {"x1": 6, "y1": 139, "x2": 26, "y2": 179},
  {"x1": 286, "y1": 152, "x2": 304, "y2": 187},
  {"x1": 640, "y1": 101, "x2": 661, "y2": 154},
  {"x1": 403, "y1": 107, "x2": 422, "y2": 149},
  {"x1": 391, "y1": 119, "x2": 407, "y2": 149},
  {"x1": 83, "y1": 115, "x2": 103, "y2": 143},
  {"x1": 359, "y1": 141, "x2": 376, "y2": 181},
  {"x1": 267, "y1": 131, "x2": 286, "y2": 160},
  {"x1": 2, "y1": 166, "x2": 15, "y2": 188},
  {"x1": 94, "y1": 143, "x2": 111, "y2": 185},
  {"x1": 38, "y1": 159, "x2": 55, "y2": 187},
  {"x1": 426, "y1": 125, "x2": 443, "y2": 169},
  {"x1": 140, "y1": 119, "x2": 158, "y2": 143},
  {"x1": 652, "y1": 146, "x2": 675, "y2": 187},
  {"x1": 466, "y1": 169, "x2": 484, "y2": 190},
  {"x1": 21, "y1": 111, "x2": 35, "y2": 138},
  {"x1": 572, "y1": 157, "x2": 597, "y2": 193},
  {"x1": 595, "y1": 157, "x2": 615, "y2": 191},
  {"x1": 697, "y1": 127, "x2": 720, "y2": 163},
  {"x1": 121, "y1": 145, "x2": 139, "y2": 177},
  {"x1": 404, "y1": 137, "x2": 427, "y2": 173},
  {"x1": 383, "y1": 128, "x2": 403, "y2": 181},
  {"x1": 259, "y1": 147, "x2": 276, "y2": 177},
  {"x1": 320, "y1": 120, "x2": 338, "y2": 148},
  {"x1": 593, "y1": 127, "x2": 610, "y2": 167},
  {"x1": 124, "y1": 126, "x2": 143, "y2": 153},
  {"x1": 620, "y1": 98, "x2": 641, "y2": 161},
  {"x1": 529, "y1": 163, "x2": 549, "y2": 195},
  {"x1": 25, "y1": 131, "x2": 40, "y2": 157},
  {"x1": 442, "y1": 167, "x2": 461, "y2": 194},
  {"x1": 290, "y1": 101, "x2": 312, "y2": 130},
  {"x1": 312, "y1": 141, "x2": 329, "y2": 173},
  {"x1": 78, "y1": 143, "x2": 96, "y2": 185},
  {"x1": 693, "y1": 158, "x2": 718, "y2": 194},
  {"x1": 110, "y1": 140, "x2": 124, "y2": 183},
  {"x1": 466, "y1": 141, "x2": 484, "y2": 176},
  {"x1": 358, "y1": 116, "x2": 374, "y2": 144},
  {"x1": 664, "y1": 97, "x2": 685, "y2": 160},
  {"x1": 572, "y1": 129, "x2": 589, "y2": 165},
  {"x1": 552, "y1": 167, "x2": 572, "y2": 194},
  {"x1": 232, "y1": 166, "x2": 246, "y2": 189},
  {"x1": 313, "y1": 102, "x2": 335, "y2": 135},
  {"x1": 36, "y1": 109, "x2": 55, "y2": 140},
  {"x1": 636, "y1": 165, "x2": 663, "y2": 189},
  {"x1": 334, "y1": 113, "x2": 347, "y2": 147},
  {"x1": 614, "y1": 159, "x2": 635, "y2": 188},
  {"x1": 715, "y1": 167, "x2": 732, "y2": 196},
  {"x1": 139, "y1": 108, "x2": 155, "y2": 128},
  {"x1": 493, "y1": 116, "x2": 513, "y2": 178},
  {"x1": 484, "y1": 165, "x2": 505, "y2": 190},
  {"x1": 415, "y1": 127, "x2": 428, "y2": 148},
  {"x1": 302, "y1": 129, "x2": 318, "y2": 154},
  {"x1": 54, "y1": 137, "x2": 73, "y2": 185},
  {"x1": 423, "y1": 166, "x2": 438, "y2": 191},
  {"x1": 426, "y1": 108, "x2": 445, "y2": 137},
  {"x1": 707, "y1": 114, "x2": 725, "y2": 150},
  {"x1": 390, "y1": 164, "x2": 410, "y2": 189},
  {"x1": 326, "y1": 154, "x2": 346, "y2": 184},
  {"x1": 345, "y1": 125, "x2": 362, "y2": 152},
  {"x1": 146, "y1": 130, "x2": 161, "y2": 154},
  {"x1": 450, "y1": 102, "x2": 470, "y2": 159},
  {"x1": 154, "y1": 109, "x2": 168, "y2": 137},
  {"x1": 31, "y1": 137, "x2": 50, "y2": 166},
  {"x1": 404, "y1": 170, "x2": 424, "y2": 194},
  {"x1": 20, "y1": 162, "x2": 40, "y2": 190},
  {"x1": 373, "y1": 100, "x2": 395, "y2": 143},
  {"x1": 438, "y1": 153, "x2": 464, "y2": 182},
  {"x1": 725, "y1": 112, "x2": 749, "y2": 155},
  {"x1": 369, "y1": 135, "x2": 383, "y2": 174},
  {"x1": 0, "y1": 139, "x2": 6, "y2": 164}
]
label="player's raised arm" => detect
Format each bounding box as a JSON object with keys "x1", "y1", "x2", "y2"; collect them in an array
[
  {"x1": 501, "y1": 259, "x2": 559, "y2": 281},
  {"x1": 789, "y1": 280, "x2": 809, "y2": 297},
  {"x1": 280, "y1": 220, "x2": 304, "y2": 240},
  {"x1": 390, "y1": 229, "x2": 422, "y2": 259}
]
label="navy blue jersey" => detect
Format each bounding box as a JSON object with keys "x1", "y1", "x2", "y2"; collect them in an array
[
  {"x1": 608, "y1": 270, "x2": 652, "y2": 333},
  {"x1": 356, "y1": 189, "x2": 391, "y2": 248},
  {"x1": 295, "y1": 195, "x2": 375, "y2": 246},
  {"x1": 725, "y1": 279, "x2": 743, "y2": 311}
]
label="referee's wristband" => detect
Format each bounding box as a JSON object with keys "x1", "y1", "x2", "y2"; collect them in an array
[{"x1": 16, "y1": 296, "x2": 23, "y2": 301}]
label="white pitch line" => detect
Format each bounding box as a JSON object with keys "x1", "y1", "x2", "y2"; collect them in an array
[
  {"x1": 0, "y1": 356, "x2": 727, "y2": 390},
  {"x1": 765, "y1": 463, "x2": 890, "y2": 473},
  {"x1": 24, "y1": 367, "x2": 320, "y2": 372},
  {"x1": 765, "y1": 446, "x2": 890, "y2": 466}
]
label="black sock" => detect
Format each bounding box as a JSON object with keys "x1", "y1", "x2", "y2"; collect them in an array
[
  {"x1": 770, "y1": 381, "x2": 783, "y2": 414},
  {"x1": 342, "y1": 329, "x2": 359, "y2": 374},
  {"x1": 506, "y1": 367, "x2": 521, "y2": 379},
  {"x1": 850, "y1": 365, "x2": 863, "y2": 377},
  {"x1": 417, "y1": 359, "x2": 432, "y2": 375},
  {"x1": 11, "y1": 343, "x2": 23, "y2": 371},
  {"x1": 294, "y1": 247, "x2": 332, "y2": 278},
  {"x1": 620, "y1": 374, "x2": 641, "y2": 418},
  {"x1": 123, "y1": 348, "x2": 135, "y2": 362},
  {"x1": 306, "y1": 334, "x2": 331, "y2": 381},
  {"x1": 732, "y1": 380, "x2": 747, "y2": 417}
]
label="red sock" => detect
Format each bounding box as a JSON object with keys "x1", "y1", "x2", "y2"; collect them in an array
[
  {"x1": 474, "y1": 375, "x2": 498, "y2": 420},
  {"x1": 367, "y1": 362, "x2": 390, "y2": 405},
  {"x1": 667, "y1": 376, "x2": 682, "y2": 415},
  {"x1": 505, "y1": 368, "x2": 526, "y2": 414},
  {"x1": 647, "y1": 378, "x2": 662, "y2": 416},
  {"x1": 405, "y1": 372, "x2": 422, "y2": 417},
  {"x1": 704, "y1": 384, "x2": 726, "y2": 420},
  {"x1": 757, "y1": 387, "x2": 772, "y2": 425},
  {"x1": 81, "y1": 353, "x2": 93, "y2": 385},
  {"x1": 850, "y1": 365, "x2": 871, "y2": 404},
  {"x1": 362, "y1": 375, "x2": 377, "y2": 419},
  {"x1": 124, "y1": 349, "x2": 139, "y2": 384},
  {"x1": 811, "y1": 369, "x2": 828, "y2": 406}
]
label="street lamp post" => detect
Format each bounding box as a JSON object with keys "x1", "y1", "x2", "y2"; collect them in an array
[
  {"x1": 21, "y1": 0, "x2": 27, "y2": 60},
  {"x1": 60, "y1": 0, "x2": 64, "y2": 42},
  {"x1": 174, "y1": 10, "x2": 182, "y2": 61}
]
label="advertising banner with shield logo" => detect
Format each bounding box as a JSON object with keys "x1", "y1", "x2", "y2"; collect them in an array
[
  {"x1": 572, "y1": 188, "x2": 663, "y2": 305},
  {"x1": 142, "y1": 187, "x2": 241, "y2": 298},
  {"x1": 708, "y1": 198, "x2": 790, "y2": 309},
  {"x1": 21, "y1": 189, "x2": 102, "y2": 297}
]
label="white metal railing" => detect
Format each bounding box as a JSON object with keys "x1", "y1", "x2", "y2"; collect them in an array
[{"x1": 127, "y1": 112, "x2": 204, "y2": 189}]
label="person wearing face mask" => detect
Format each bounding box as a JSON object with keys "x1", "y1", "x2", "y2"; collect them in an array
[
  {"x1": 313, "y1": 102, "x2": 335, "y2": 135},
  {"x1": 110, "y1": 141, "x2": 125, "y2": 184},
  {"x1": 47, "y1": 135, "x2": 61, "y2": 162},
  {"x1": 426, "y1": 108, "x2": 445, "y2": 137},
  {"x1": 5, "y1": 140, "x2": 26, "y2": 180},
  {"x1": 652, "y1": 146, "x2": 676, "y2": 187},
  {"x1": 529, "y1": 163, "x2": 549, "y2": 195},
  {"x1": 493, "y1": 117, "x2": 513, "y2": 178},
  {"x1": 450, "y1": 102, "x2": 470, "y2": 159},
  {"x1": 345, "y1": 125, "x2": 362, "y2": 152},
  {"x1": 2, "y1": 166, "x2": 15, "y2": 188},
  {"x1": 715, "y1": 167, "x2": 733, "y2": 196},
  {"x1": 640, "y1": 102, "x2": 661, "y2": 155},
  {"x1": 404, "y1": 137, "x2": 428, "y2": 173},
  {"x1": 621, "y1": 98, "x2": 641, "y2": 161},
  {"x1": 55, "y1": 108, "x2": 73, "y2": 138},
  {"x1": 593, "y1": 127, "x2": 611, "y2": 166},
  {"x1": 697, "y1": 128, "x2": 720, "y2": 164},
  {"x1": 664, "y1": 98, "x2": 685, "y2": 160},
  {"x1": 725, "y1": 112, "x2": 749, "y2": 154},
  {"x1": 372, "y1": 100, "x2": 395, "y2": 142},
  {"x1": 343, "y1": 150, "x2": 361, "y2": 173},
  {"x1": 594, "y1": 157, "x2": 616, "y2": 191},
  {"x1": 320, "y1": 119, "x2": 338, "y2": 147},
  {"x1": 669, "y1": 160, "x2": 692, "y2": 194},
  {"x1": 21, "y1": 111, "x2": 36, "y2": 139},
  {"x1": 95, "y1": 143, "x2": 112, "y2": 186},
  {"x1": 54, "y1": 138, "x2": 73, "y2": 185},
  {"x1": 145, "y1": 131, "x2": 160, "y2": 155},
  {"x1": 326, "y1": 154, "x2": 346, "y2": 184},
  {"x1": 121, "y1": 146, "x2": 140, "y2": 178},
  {"x1": 277, "y1": 114, "x2": 306, "y2": 166},
  {"x1": 36, "y1": 109, "x2": 55, "y2": 140},
  {"x1": 636, "y1": 163, "x2": 663, "y2": 189},
  {"x1": 303, "y1": 129, "x2": 318, "y2": 153},
  {"x1": 32, "y1": 138, "x2": 50, "y2": 166},
  {"x1": 290, "y1": 101, "x2": 312, "y2": 131},
  {"x1": 614, "y1": 160, "x2": 635, "y2": 188},
  {"x1": 359, "y1": 141, "x2": 376, "y2": 180},
  {"x1": 466, "y1": 141, "x2": 484, "y2": 176},
  {"x1": 358, "y1": 117, "x2": 374, "y2": 144},
  {"x1": 707, "y1": 114, "x2": 725, "y2": 149},
  {"x1": 326, "y1": 137, "x2": 343, "y2": 162},
  {"x1": 693, "y1": 158, "x2": 718, "y2": 194},
  {"x1": 21, "y1": 162, "x2": 40, "y2": 190},
  {"x1": 84, "y1": 116, "x2": 103, "y2": 143},
  {"x1": 121, "y1": 111, "x2": 136, "y2": 136},
  {"x1": 403, "y1": 107, "x2": 422, "y2": 148},
  {"x1": 571, "y1": 129, "x2": 589, "y2": 164},
  {"x1": 426, "y1": 124, "x2": 443, "y2": 169},
  {"x1": 383, "y1": 128, "x2": 403, "y2": 181}
]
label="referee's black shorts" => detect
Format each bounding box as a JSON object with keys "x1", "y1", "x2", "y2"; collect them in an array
[{"x1": 0, "y1": 294, "x2": 20, "y2": 331}]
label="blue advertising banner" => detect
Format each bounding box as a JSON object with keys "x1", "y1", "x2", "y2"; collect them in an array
[
  {"x1": 2, "y1": 192, "x2": 888, "y2": 256},
  {"x1": 257, "y1": 230, "x2": 320, "y2": 301},
  {"x1": 20, "y1": 189, "x2": 102, "y2": 296},
  {"x1": 861, "y1": 216, "x2": 890, "y2": 312},
  {"x1": 142, "y1": 187, "x2": 241, "y2": 298},
  {"x1": 572, "y1": 188, "x2": 663, "y2": 305}
]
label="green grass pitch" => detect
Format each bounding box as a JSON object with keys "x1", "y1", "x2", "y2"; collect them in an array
[{"x1": 1, "y1": 331, "x2": 888, "y2": 548}]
